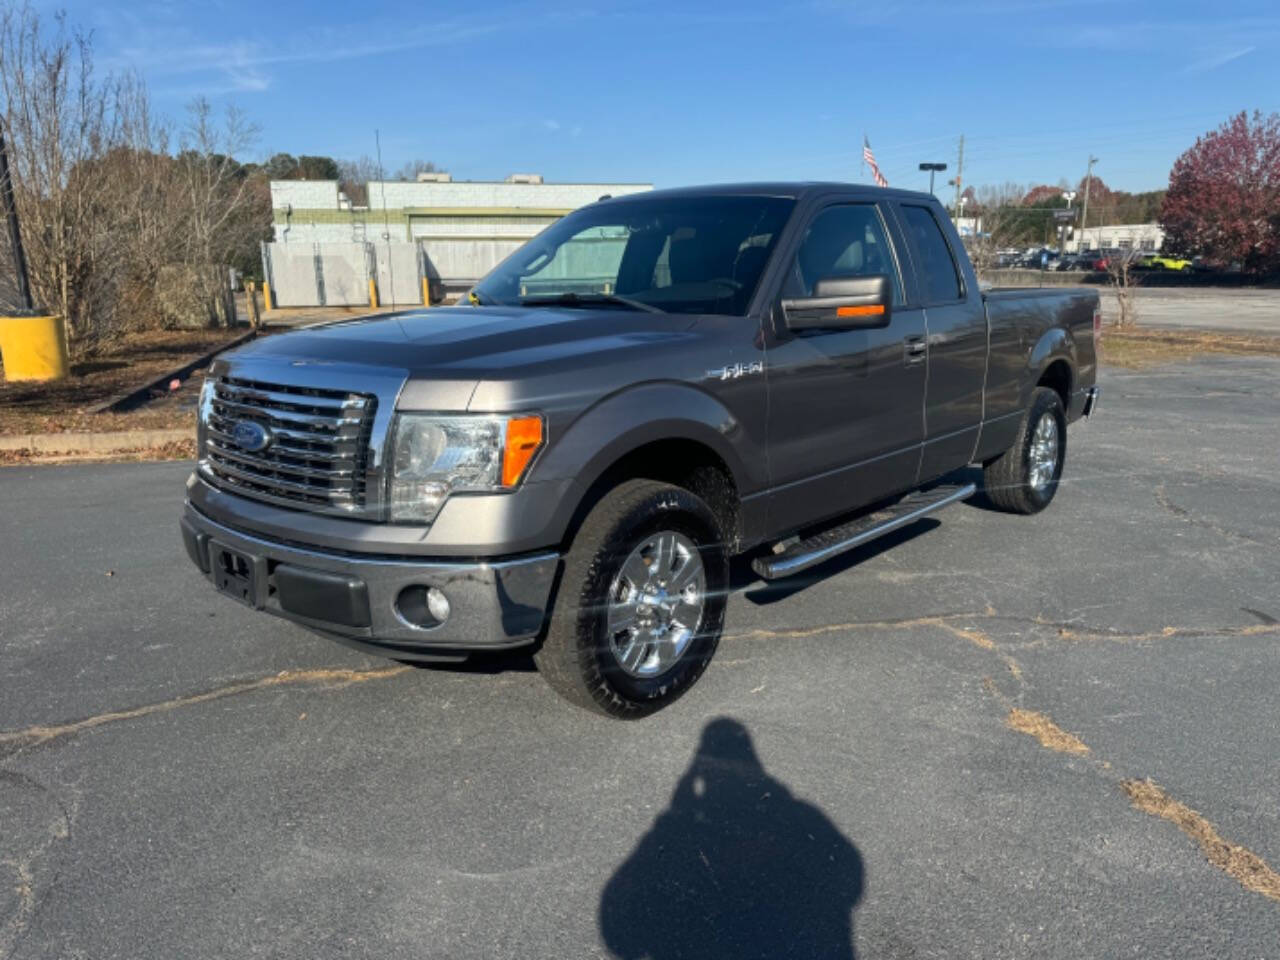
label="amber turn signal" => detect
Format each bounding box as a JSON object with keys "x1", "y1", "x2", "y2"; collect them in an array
[
  {"x1": 502, "y1": 415, "x2": 544, "y2": 487},
  {"x1": 835, "y1": 304, "x2": 885, "y2": 318}
]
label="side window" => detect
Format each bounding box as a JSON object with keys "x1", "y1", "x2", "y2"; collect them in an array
[
  {"x1": 785, "y1": 204, "x2": 903, "y2": 305},
  {"x1": 900, "y1": 205, "x2": 962, "y2": 303}
]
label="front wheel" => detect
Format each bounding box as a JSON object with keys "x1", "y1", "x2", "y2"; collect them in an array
[
  {"x1": 535, "y1": 479, "x2": 728, "y2": 718},
  {"x1": 982, "y1": 386, "x2": 1067, "y2": 514}
]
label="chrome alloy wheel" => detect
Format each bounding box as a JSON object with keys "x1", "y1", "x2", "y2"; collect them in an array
[
  {"x1": 1029, "y1": 413, "x2": 1060, "y2": 491},
  {"x1": 606, "y1": 531, "x2": 707, "y2": 678}
]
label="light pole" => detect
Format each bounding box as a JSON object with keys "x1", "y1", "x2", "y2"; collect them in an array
[
  {"x1": 1061, "y1": 191, "x2": 1077, "y2": 253},
  {"x1": 1080, "y1": 155, "x2": 1098, "y2": 246},
  {"x1": 919, "y1": 162, "x2": 947, "y2": 196}
]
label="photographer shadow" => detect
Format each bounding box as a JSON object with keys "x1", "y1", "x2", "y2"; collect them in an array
[{"x1": 599, "y1": 717, "x2": 864, "y2": 960}]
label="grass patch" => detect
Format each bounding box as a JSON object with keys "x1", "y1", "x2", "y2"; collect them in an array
[
  {"x1": 1122, "y1": 778, "x2": 1280, "y2": 903},
  {"x1": 1006, "y1": 708, "x2": 1090, "y2": 755},
  {"x1": 1101, "y1": 327, "x2": 1280, "y2": 368}
]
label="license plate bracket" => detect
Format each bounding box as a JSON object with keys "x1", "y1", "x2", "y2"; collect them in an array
[{"x1": 209, "y1": 541, "x2": 268, "y2": 609}]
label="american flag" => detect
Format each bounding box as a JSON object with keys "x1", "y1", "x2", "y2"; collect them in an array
[{"x1": 863, "y1": 136, "x2": 888, "y2": 188}]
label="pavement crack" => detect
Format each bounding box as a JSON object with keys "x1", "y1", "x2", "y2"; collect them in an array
[
  {"x1": 1006, "y1": 708, "x2": 1089, "y2": 755},
  {"x1": 0, "y1": 665, "x2": 410, "y2": 756},
  {"x1": 1154, "y1": 481, "x2": 1271, "y2": 546},
  {"x1": 1122, "y1": 778, "x2": 1280, "y2": 904},
  {"x1": 991, "y1": 700, "x2": 1280, "y2": 908}
]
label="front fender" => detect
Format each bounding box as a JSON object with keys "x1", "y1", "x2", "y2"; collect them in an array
[{"x1": 529, "y1": 381, "x2": 764, "y2": 544}]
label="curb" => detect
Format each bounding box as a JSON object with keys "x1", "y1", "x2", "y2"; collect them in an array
[
  {"x1": 84, "y1": 328, "x2": 257, "y2": 415},
  {"x1": 0, "y1": 428, "x2": 191, "y2": 454}
]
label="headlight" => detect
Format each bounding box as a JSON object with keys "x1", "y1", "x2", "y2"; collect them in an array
[
  {"x1": 388, "y1": 413, "x2": 543, "y2": 522},
  {"x1": 196, "y1": 378, "x2": 216, "y2": 455}
]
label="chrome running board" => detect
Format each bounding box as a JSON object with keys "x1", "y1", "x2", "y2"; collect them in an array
[{"x1": 752, "y1": 482, "x2": 976, "y2": 580}]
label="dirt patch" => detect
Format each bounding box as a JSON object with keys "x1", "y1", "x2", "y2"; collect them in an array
[
  {"x1": 0, "y1": 439, "x2": 196, "y2": 466},
  {"x1": 1122, "y1": 778, "x2": 1280, "y2": 903},
  {"x1": 0, "y1": 328, "x2": 244, "y2": 436},
  {"x1": 1006, "y1": 708, "x2": 1090, "y2": 755},
  {"x1": 1100, "y1": 328, "x2": 1280, "y2": 369}
]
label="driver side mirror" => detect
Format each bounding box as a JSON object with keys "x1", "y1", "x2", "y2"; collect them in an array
[{"x1": 781, "y1": 274, "x2": 893, "y2": 331}]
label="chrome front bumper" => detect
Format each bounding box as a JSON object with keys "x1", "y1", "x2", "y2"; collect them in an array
[{"x1": 181, "y1": 503, "x2": 561, "y2": 659}]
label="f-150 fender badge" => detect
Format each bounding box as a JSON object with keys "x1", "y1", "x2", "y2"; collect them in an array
[{"x1": 706, "y1": 361, "x2": 764, "y2": 381}]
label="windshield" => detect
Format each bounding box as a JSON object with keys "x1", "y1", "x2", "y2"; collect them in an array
[{"x1": 471, "y1": 195, "x2": 795, "y2": 316}]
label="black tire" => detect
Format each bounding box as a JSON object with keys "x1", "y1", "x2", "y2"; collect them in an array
[
  {"x1": 982, "y1": 386, "x2": 1067, "y2": 515},
  {"x1": 534, "y1": 479, "x2": 728, "y2": 719}
]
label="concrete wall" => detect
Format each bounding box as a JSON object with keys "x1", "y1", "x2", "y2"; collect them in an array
[
  {"x1": 270, "y1": 180, "x2": 341, "y2": 210},
  {"x1": 372, "y1": 242, "x2": 421, "y2": 305},
  {"x1": 364, "y1": 180, "x2": 650, "y2": 211}
]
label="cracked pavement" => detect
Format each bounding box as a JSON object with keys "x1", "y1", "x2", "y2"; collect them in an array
[{"x1": 2, "y1": 353, "x2": 1278, "y2": 958}]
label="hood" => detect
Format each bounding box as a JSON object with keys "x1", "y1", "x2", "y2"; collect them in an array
[{"x1": 225, "y1": 305, "x2": 702, "y2": 378}]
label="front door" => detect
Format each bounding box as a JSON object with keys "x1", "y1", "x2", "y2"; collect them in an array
[{"x1": 764, "y1": 201, "x2": 927, "y2": 535}]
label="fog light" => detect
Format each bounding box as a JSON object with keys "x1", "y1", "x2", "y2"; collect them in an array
[
  {"x1": 395, "y1": 585, "x2": 451, "y2": 629},
  {"x1": 426, "y1": 586, "x2": 451, "y2": 623}
]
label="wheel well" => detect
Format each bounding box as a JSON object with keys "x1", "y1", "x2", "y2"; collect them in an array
[
  {"x1": 566, "y1": 439, "x2": 741, "y2": 551},
  {"x1": 1038, "y1": 359, "x2": 1072, "y2": 410}
]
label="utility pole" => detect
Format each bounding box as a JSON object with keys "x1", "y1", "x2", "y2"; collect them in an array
[
  {"x1": 1080, "y1": 155, "x2": 1098, "y2": 250},
  {"x1": 0, "y1": 125, "x2": 34, "y2": 311},
  {"x1": 953, "y1": 134, "x2": 965, "y2": 221}
]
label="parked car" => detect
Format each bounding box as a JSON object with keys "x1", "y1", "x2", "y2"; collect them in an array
[
  {"x1": 1140, "y1": 253, "x2": 1193, "y2": 272},
  {"x1": 181, "y1": 184, "x2": 1100, "y2": 717}
]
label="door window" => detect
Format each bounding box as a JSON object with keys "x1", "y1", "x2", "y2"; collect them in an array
[
  {"x1": 784, "y1": 204, "x2": 903, "y2": 304},
  {"x1": 900, "y1": 204, "x2": 963, "y2": 304}
]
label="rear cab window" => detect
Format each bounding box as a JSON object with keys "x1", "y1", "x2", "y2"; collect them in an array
[{"x1": 899, "y1": 204, "x2": 964, "y2": 304}]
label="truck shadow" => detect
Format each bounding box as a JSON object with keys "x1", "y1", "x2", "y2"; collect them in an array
[
  {"x1": 734, "y1": 519, "x2": 941, "y2": 606},
  {"x1": 598, "y1": 716, "x2": 864, "y2": 959}
]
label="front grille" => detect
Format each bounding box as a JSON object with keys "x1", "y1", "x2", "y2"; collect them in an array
[{"x1": 203, "y1": 376, "x2": 377, "y2": 513}]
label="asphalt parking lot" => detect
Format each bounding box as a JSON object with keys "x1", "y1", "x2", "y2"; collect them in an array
[
  {"x1": 1098, "y1": 285, "x2": 1280, "y2": 334},
  {"x1": 3, "y1": 353, "x2": 1279, "y2": 959}
]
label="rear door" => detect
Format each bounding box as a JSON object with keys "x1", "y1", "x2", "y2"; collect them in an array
[
  {"x1": 891, "y1": 201, "x2": 988, "y2": 482},
  {"x1": 763, "y1": 198, "x2": 927, "y2": 534}
]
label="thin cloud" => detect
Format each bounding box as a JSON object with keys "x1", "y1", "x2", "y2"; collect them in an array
[{"x1": 1181, "y1": 46, "x2": 1256, "y2": 75}]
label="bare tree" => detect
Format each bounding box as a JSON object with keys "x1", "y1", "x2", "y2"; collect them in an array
[
  {"x1": 0, "y1": 4, "x2": 126, "y2": 346},
  {"x1": 0, "y1": 5, "x2": 269, "y2": 349},
  {"x1": 969, "y1": 182, "x2": 1030, "y2": 274},
  {"x1": 393, "y1": 157, "x2": 439, "y2": 181},
  {"x1": 337, "y1": 154, "x2": 380, "y2": 206},
  {"x1": 1106, "y1": 250, "x2": 1142, "y2": 327}
]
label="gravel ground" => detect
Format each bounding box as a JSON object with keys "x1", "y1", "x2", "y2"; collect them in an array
[{"x1": 2, "y1": 354, "x2": 1278, "y2": 959}]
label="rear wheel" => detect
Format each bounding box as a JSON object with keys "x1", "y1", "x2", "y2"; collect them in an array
[
  {"x1": 982, "y1": 386, "x2": 1067, "y2": 514},
  {"x1": 535, "y1": 479, "x2": 728, "y2": 718}
]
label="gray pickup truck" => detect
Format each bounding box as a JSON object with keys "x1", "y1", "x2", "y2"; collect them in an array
[{"x1": 181, "y1": 183, "x2": 1099, "y2": 717}]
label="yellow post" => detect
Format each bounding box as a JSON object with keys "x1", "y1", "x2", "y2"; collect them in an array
[
  {"x1": 0, "y1": 314, "x2": 70, "y2": 381},
  {"x1": 262, "y1": 281, "x2": 273, "y2": 311},
  {"x1": 421, "y1": 276, "x2": 430, "y2": 306},
  {"x1": 368, "y1": 277, "x2": 379, "y2": 309}
]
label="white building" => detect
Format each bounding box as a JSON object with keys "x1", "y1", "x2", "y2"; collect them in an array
[
  {"x1": 1068, "y1": 223, "x2": 1164, "y2": 253},
  {"x1": 269, "y1": 174, "x2": 652, "y2": 288}
]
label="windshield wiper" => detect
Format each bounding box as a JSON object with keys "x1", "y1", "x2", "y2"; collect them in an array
[{"x1": 519, "y1": 292, "x2": 662, "y2": 314}]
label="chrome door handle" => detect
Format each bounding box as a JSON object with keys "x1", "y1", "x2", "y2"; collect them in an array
[{"x1": 904, "y1": 336, "x2": 926, "y2": 366}]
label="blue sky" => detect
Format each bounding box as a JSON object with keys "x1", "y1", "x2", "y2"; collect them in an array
[{"x1": 59, "y1": 0, "x2": 1279, "y2": 196}]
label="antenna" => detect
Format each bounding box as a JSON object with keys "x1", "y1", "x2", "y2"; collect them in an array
[{"x1": 375, "y1": 129, "x2": 393, "y2": 304}]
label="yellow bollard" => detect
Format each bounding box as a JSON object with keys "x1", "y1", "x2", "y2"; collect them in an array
[
  {"x1": 0, "y1": 314, "x2": 70, "y2": 382},
  {"x1": 421, "y1": 276, "x2": 430, "y2": 306},
  {"x1": 262, "y1": 281, "x2": 273, "y2": 311},
  {"x1": 368, "y1": 277, "x2": 379, "y2": 309}
]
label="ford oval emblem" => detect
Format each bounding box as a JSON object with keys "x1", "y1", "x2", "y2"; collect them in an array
[{"x1": 231, "y1": 419, "x2": 272, "y2": 453}]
